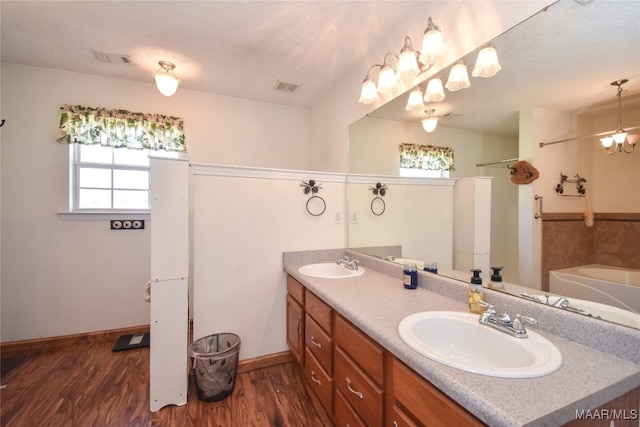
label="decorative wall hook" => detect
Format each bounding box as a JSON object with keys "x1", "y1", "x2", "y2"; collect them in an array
[
  {"x1": 300, "y1": 179, "x2": 325, "y2": 216},
  {"x1": 554, "y1": 173, "x2": 587, "y2": 197},
  {"x1": 369, "y1": 182, "x2": 388, "y2": 216}
]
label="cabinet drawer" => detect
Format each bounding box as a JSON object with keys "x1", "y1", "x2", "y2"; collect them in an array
[
  {"x1": 287, "y1": 275, "x2": 304, "y2": 305},
  {"x1": 334, "y1": 389, "x2": 367, "y2": 427},
  {"x1": 334, "y1": 314, "x2": 384, "y2": 386},
  {"x1": 305, "y1": 314, "x2": 333, "y2": 373},
  {"x1": 393, "y1": 359, "x2": 484, "y2": 427},
  {"x1": 390, "y1": 404, "x2": 420, "y2": 427},
  {"x1": 305, "y1": 291, "x2": 332, "y2": 332},
  {"x1": 304, "y1": 348, "x2": 333, "y2": 416},
  {"x1": 334, "y1": 346, "x2": 384, "y2": 427}
]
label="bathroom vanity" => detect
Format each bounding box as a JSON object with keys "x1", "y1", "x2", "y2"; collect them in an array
[{"x1": 283, "y1": 249, "x2": 640, "y2": 426}]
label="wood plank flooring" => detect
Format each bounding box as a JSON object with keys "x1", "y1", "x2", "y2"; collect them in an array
[{"x1": 0, "y1": 334, "x2": 332, "y2": 426}]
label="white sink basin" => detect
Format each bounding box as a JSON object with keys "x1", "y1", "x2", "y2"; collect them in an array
[
  {"x1": 298, "y1": 263, "x2": 365, "y2": 279},
  {"x1": 398, "y1": 311, "x2": 562, "y2": 378}
]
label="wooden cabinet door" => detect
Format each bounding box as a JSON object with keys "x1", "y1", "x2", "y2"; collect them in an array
[{"x1": 286, "y1": 294, "x2": 304, "y2": 367}]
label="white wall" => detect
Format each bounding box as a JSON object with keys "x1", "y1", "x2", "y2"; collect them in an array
[
  {"x1": 0, "y1": 63, "x2": 309, "y2": 342},
  {"x1": 191, "y1": 166, "x2": 346, "y2": 360}
]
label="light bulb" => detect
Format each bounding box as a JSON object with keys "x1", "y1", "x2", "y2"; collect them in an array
[
  {"x1": 472, "y1": 44, "x2": 501, "y2": 78},
  {"x1": 424, "y1": 76, "x2": 445, "y2": 102},
  {"x1": 397, "y1": 47, "x2": 420, "y2": 80},
  {"x1": 359, "y1": 78, "x2": 379, "y2": 104},
  {"x1": 377, "y1": 65, "x2": 398, "y2": 94},
  {"x1": 613, "y1": 131, "x2": 628, "y2": 144},
  {"x1": 445, "y1": 61, "x2": 470, "y2": 91},
  {"x1": 419, "y1": 18, "x2": 446, "y2": 65},
  {"x1": 153, "y1": 61, "x2": 180, "y2": 97},
  {"x1": 600, "y1": 136, "x2": 614, "y2": 148},
  {"x1": 405, "y1": 87, "x2": 425, "y2": 112},
  {"x1": 421, "y1": 117, "x2": 438, "y2": 133}
]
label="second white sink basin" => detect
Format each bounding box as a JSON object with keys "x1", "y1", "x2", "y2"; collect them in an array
[
  {"x1": 298, "y1": 263, "x2": 365, "y2": 279},
  {"x1": 398, "y1": 311, "x2": 562, "y2": 378}
]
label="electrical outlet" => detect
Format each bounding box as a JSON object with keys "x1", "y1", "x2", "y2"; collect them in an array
[
  {"x1": 110, "y1": 219, "x2": 145, "y2": 230},
  {"x1": 350, "y1": 209, "x2": 358, "y2": 224},
  {"x1": 333, "y1": 210, "x2": 342, "y2": 225}
]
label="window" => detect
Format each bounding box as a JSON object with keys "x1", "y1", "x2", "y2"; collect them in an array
[{"x1": 70, "y1": 145, "x2": 150, "y2": 211}]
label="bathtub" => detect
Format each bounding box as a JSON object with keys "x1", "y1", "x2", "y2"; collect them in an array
[{"x1": 549, "y1": 264, "x2": 640, "y2": 319}]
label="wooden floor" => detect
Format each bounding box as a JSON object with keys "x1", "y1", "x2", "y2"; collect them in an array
[{"x1": 0, "y1": 334, "x2": 332, "y2": 427}]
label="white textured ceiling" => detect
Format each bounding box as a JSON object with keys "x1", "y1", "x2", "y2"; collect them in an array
[{"x1": 1, "y1": 1, "x2": 418, "y2": 107}]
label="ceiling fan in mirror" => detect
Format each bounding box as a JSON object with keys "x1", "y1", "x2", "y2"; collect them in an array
[{"x1": 540, "y1": 78, "x2": 639, "y2": 154}]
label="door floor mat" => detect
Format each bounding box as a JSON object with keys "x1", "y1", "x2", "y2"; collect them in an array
[{"x1": 112, "y1": 332, "x2": 150, "y2": 352}]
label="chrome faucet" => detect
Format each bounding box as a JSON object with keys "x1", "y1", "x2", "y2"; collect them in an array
[
  {"x1": 337, "y1": 256, "x2": 359, "y2": 270},
  {"x1": 477, "y1": 301, "x2": 537, "y2": 338}
]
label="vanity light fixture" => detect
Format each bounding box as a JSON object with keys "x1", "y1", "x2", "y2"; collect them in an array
[
  {"x1": 419, "y1": 17, "x2": 446, "y2": 66},
  {"x1": 424, "y1": 76, "x2": 445, "y2": 102},
  {"x1": 600, "y1": 79, "x2": 634, "y2": 155},
  {"x1": 405, "y1": 87, "x2": 425, "y2": 111},
  {"x1": 397, "y1": 36, "x2": 421, "y2": 80},
  {"x1": 153, "y1": 61, "x2": 180, "y2": 97},
  {"x1": 445, "y1": 61, "x2": 470, "y2": 91},
  {"x1": 472, "y1": 44, "x2": 502, "y2": 78},
  {"x1": 421, "y1": 109, "x2": 438, "y2": 133},
  {"x1": 358, "y1": 53, "x2": 400, "y2": 104}
]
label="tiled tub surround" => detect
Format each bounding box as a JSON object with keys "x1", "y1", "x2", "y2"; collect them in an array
[
  {"x1": 283, "y1": 249, "x2": 640, "y2": 427},
  {"x1": 542, "y1": 212, "x2": 640, "y2": 291}
]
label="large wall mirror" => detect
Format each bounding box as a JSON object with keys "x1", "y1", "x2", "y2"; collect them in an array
[{"x1": 348, "y1": 1, "x2": 640, "y2": 329}]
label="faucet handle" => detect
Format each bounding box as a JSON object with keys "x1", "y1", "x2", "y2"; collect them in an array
[{"x1": 513, "y1": 314, "x2": 537, "y2": 331}]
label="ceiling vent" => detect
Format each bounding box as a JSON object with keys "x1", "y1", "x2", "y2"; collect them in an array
[
  {"x1": 94, "y1": 51, "x2": 131, "y2": 64},
  {"x1": 274, "y1": 80, "x2": 299, "y2": 93}
]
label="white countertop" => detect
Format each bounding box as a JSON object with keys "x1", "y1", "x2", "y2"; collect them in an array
[{"x1": 283, "y1": 249, "x2": 640, "y2": 427}]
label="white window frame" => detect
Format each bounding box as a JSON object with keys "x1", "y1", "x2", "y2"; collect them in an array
[
  {"x1": 399, "y1": 167, "x2": 450, "y2": 178},
  {"x1": 59, "y1": 145, "x2": 151, "y2": 220}
]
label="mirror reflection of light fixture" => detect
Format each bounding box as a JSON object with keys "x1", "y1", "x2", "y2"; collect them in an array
[
  {"x1": 397, "y1": 36, "x2": 420, "y2": 80},
  {"x1": 472, "y1": 44, "x2": 502, "y2": 78},
  {"x1": 424, "y1": 76, "x2": 445, "y2": 102},
  {"x1": 153, "y1": 60, "x2": 180, "y2": 97},
  {"x1": 419, "y1": 17, "x2": 446, "y2": 66},
  {"x1": 600, "y1": 79, "x2": 634, "y2": 155},
  {"x1": 421, "y1": 108, "x2": 438, "y2": 132},
  {"x1": 445, "y1": 60, "x2": 470, "y2": 91},
  {"x1": 405, "y1": 87, "x2": 425, "y2": 111}
]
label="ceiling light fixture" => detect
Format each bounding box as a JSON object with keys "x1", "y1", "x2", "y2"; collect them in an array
[
  {"x1": 424, "y1": 76, "x2": 445, "y2": 102},
  {"x1": 421, "y1": 109, "x2": 438, "y2": 132},
  {"x1": 445, "y1": 61, "x2": 470, "y2": 91},
  {"x1": 600, "y1": 79, "x2": 634, "y2": 155},
  {"x1": 153, "y1": 61, "x2": 180, "y2": 97},
  {"x1": 472, "y1": 44, "x2": 502, "y2": 78}
]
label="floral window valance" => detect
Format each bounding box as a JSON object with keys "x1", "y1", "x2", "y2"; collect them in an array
[
  {"x1": 56, "y1": 104, "x2": 186, "y2": 152},
  {"x1": 399, "y1": 143, "x2": 455, "y2": 171}
]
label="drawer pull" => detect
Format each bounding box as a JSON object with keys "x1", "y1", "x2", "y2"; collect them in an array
[
  {"x1": 392, "y1": 422, "x2": 398, "y2": 427},
  {"x1": 346, "y1": 377, "x2": 363, "y2": 399},
  {"x1": 310, "y1": 336, "x2": 322, "y2": 348},
  {"x1": 296, "y1": 315, "x2": 301, "y2": 335},
  {"x1": 310, "y1": 370, "x2": 322, "y2": 386}
]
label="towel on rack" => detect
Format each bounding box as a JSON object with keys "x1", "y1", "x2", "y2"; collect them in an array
[{"x1": 510, "y1": 161, "x2": 539, "y2": 184}]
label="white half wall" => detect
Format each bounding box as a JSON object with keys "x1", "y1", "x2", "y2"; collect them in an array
[{"x1": 190, "y1": 165, "x2": 346, "y2": 360}]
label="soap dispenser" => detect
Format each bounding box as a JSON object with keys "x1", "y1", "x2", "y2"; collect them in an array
[
  {"x1": 487, "y1": 266, "x2": 504, "y2": 290},
  {"x1": 468, "y1": 269, "x2": 485, "y2": 314}
]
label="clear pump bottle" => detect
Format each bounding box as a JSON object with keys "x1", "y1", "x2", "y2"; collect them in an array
[{"x1": 468, "y1": 269, "x2": 485, "y2": 314}]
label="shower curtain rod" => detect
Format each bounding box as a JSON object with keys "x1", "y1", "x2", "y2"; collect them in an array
[
  {"x1": 475, "y1": 157, "x2": 519, "y2": 167},
  {"x1": 539, "y1": 125, "x2": 640, "y2": 148}
]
